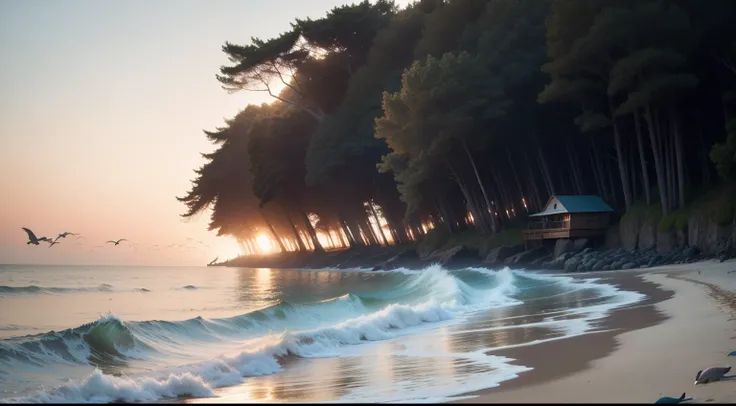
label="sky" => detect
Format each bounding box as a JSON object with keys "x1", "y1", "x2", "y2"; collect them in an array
[{"x1": 0, "y1": 0, "x2": 412, "y2": 266}]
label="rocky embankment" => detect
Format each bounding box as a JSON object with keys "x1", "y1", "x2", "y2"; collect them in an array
[{"x1": 220, "y1": 208, "x2": 736, "y2": 272}]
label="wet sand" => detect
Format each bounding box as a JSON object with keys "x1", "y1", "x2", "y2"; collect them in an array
[{"x1": 455, "y1": 264, "x2": 736, "y2": 403}]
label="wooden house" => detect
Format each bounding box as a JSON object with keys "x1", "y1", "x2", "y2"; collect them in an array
[{"x1": 523, "y1": 195, "x2": 614, "y2": 244}]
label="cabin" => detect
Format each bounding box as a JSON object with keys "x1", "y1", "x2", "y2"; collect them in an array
[{"x1": 523, "y1": 195, "x2": 614, "y2": 245}]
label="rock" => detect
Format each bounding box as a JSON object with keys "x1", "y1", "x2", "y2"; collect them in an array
[
  {"x1": 682, "y1": 246, "x2": 700, "y2": 260},
  {"x1": 602, "y1": 265, "x2": 611, "y2": 271},
  {"x1": 426, "y1": 246, "x2": 463, "y2": 264},
  {"x1": 554, "y1": 239, "x2": 575, "y2": 259},
  {"x1": 638, "y1": 222, "x2": 657, "y2": 251},
  {"x1": 639, "y1": 264, "x2": 650, "y2": 269},
  {"x1": 611, "y1": 260, "x2": 624, "y2": 270},
  {"x1": 620, "y1": 214, "x2": 642, "y2": 251},
  {"x1": 657, "y1": 228, "x2": 680, "y2": 254},
  {"x1": 573, "y1": 238, "x2": 590, "y2": 252},
  {"x1": 485, "y1": 244, "x2": 524, "y2": 264},
  {"x1": 647, "y1": 255, "x2": 661, "y2": 267},
  {"x1": 504, "y1": 246, "x2": 547, "y2": 266},
  {"x1": 581, "y1": 247, "x2": 594, "y2": 255},
  {"x1": 531, "y1": 254, "x2": 552, "y2": 267},
  {"x1": 605, "y1": 224, "x2": 622, "y2": 250},
  {"x1": 688, "y1": 213, "x2": 732, "y2": 256},
  {"x1": 621, "y1": 262, "x2": 637, "y2": 270},
  {"x1": 719, "y1": 251, "x2": 731, "y2": 263},
  {"x1": 564, "y1": 257, "x2": 582, "y2": 273}
]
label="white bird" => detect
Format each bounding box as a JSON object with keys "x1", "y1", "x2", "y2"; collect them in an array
[
  {"x1": 22, "y1": 228, "x2": 51, "y2": 245},
  {"x1": 106, "y1": 239, "x2": 127, "y2": 246},
  {"x1": 55, "y1": 232, "x2": 77, "y2": 242}
]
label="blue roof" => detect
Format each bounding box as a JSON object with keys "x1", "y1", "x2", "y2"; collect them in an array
[{"x1": 530, "y1": 195, "x2": 614, "y2": 217}]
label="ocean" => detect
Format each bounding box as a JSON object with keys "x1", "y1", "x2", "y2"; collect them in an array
[{"x1": 0, "y1": 264, "x2": 644, "y2": 403}]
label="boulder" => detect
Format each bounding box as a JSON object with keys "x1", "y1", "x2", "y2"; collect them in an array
[
  {"x1": 443, "y1": 246, "x2": 482, "y2": 269},
  {"x1": 504, "y1": 246, "x2": 547, "y2": 266},
  {"x1": 688, "y1": 213, "x2": 732, "y2": 256},
  {"x1": 621, "y1": 262, "x2": 637, "y2": 270},
  {"x1": 656, "y1": 228, "x2": 678, "y2": 254},
  {"x1": 426, "y1": 246, "x2": 463, "y2": 264},
  {"x1": 485, "y1": 244, "x2": 524, "y2": 264},
  {"x1": 554, "y1": 239, "x2": 575, "y2": 259},
  {"x1": 620, "y1": 215, "x2": 641, "y2": 251},
  {"x1": 638, "y1": 222, "x2": 657, "y2": 251},
  {"x1": 564, "y1": 257, "x2": 582, "y2": 273},
  {"x1": 573, "y1": 238, "x2": 590, "y2": 252},
  {"x1": 610, "y1": 260, "x2": 624, "y2": 270},
  {"x1": 592, "y1": 259, "x2": 607, "y2": 271}
]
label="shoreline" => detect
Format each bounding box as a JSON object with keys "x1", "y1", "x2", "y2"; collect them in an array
[{"x1": 453, "y1": 263, "x2": 736, "y2": 403}]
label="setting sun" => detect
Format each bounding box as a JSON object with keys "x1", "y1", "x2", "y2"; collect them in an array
[{"x1": 256, "y1": 234, "x2": 274, "y2": 254}]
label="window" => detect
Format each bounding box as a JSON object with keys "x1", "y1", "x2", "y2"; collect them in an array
[{"x1": 553, "y1": 203, "x2": 557, "y2": 209}]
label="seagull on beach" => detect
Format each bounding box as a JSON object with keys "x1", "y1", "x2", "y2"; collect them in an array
[
  {"x1": 655, "y1": 393, "x2": 692, "y2": 404},
  {"x1": 694, "y1": 366, "x2": 731, "y2": 385},
  {"x1": 106, "y1": 239, "x2": 127, "y2": 246},
  {"x1": 22, "y1": 228, "x2": 51, "y2": 245},
  {"x1": 54, "y1": 232, "x2": 77, "y2": 242}
]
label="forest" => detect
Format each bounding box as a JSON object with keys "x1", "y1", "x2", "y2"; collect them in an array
[{"x1": 178, "y1": 0, "x2": 736, "y2": 258}]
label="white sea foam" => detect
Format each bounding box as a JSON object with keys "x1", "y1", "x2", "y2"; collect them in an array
[{"x1": 1, "y1": 265, "x2": 647, "y2": 404}]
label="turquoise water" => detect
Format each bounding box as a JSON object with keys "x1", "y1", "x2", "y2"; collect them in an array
[{"x1": 0, "y1": 264, "x2": 644, "y2": 403}]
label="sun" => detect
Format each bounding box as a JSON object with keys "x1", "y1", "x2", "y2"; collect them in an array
[{"x1": 256, "y1": 234, "x2": 274, "y2": 254}]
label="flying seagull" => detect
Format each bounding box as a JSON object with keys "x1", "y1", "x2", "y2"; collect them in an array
[
  {"x1": 655, "y1": 393, "x2": 692, "y2": 404},
  {"x1": 694, "y1": 366, "x2": 731, "y2": 385},
  {"x1": 106, "y1": 239, "x2": 127, "y2": 246},
  {"x1": 46, "y1": 240, "x2": 60, "y2": 248},
  {"x1": 55, "y1": 232, "x2": 77, "y2": 242},
  {"x1": 208, "y1": 256, "x2": 219, "y2": 266},
  {"x1": 22, "y1": 228, "x2": 51, "y2": 245}
]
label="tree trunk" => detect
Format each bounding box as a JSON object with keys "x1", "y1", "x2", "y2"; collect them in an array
[
  {"x1": 461, "y1": 140, "x2": 497, "y2": 233},
  {"x1": 506, "y1": 146, "x2": 525, "y2": 206},
  {"x1": 337, "y1": 212, "x2": 358, "y2": 248},
  {"x1": 368, "y1": 201, "x2": 389, "y2": 246},
  {"x1": 281, "y1": 206, "x2": 307, "y2": 252},
  {"x1": 664, "y1": 123, "x2": 674, "y2": 212},
  {"x1": 672, "y1": 109, "x2": 686, "y2": 210},
  {"x1": 447, "y1": 159, "x2": 490, "y2": 235},
  {"x1": 522, "y1": 149, "x2": 544, "y2": 209},
  {"x1": 300, "y1": 209, "x2": 324, "y2": 253},
  {"x1": 644, "y1": 104, "x2": 669, "y2": 215},
  {"x1": 634, "y1": 110, "x2": 651, "y2": 205},
  {"x1": 699, "y1": 128, "x2": 711, "y2": 184},
  {"x1": 536, "y1": 143, "x2": 555, "y2": 195},
  {"x1": 260, "y1": 211, "x2": 287, "y2": 253},
  {"x1": 609, "y1": 98, "x2": 632, "y2": 211},
  {"x1": 629, "y1": 139, "x2": 637, "y2": 202},
  {"x1": 590, "y1": 149, "x2": 604, "y2": 198},
  {"x1": 606, "y1": 156, "x2": 619, "y2": 207},
  {"x1": 591, "y1": 137, "x2": 610, "y2": 201},
  {"x1": 567, "y1": 143, "x2": 584, "y2": 194}
]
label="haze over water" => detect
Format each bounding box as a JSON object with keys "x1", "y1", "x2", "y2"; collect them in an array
[{"x1": 0, "y1": 264, "x2": 643, "y2": 403}]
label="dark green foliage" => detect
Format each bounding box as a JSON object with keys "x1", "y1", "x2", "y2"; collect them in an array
[{"x1": 180, "y1": 0, "x2": 736, "y2": 254}]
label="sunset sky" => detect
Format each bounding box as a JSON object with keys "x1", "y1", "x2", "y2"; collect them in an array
[{"x1": 0, "y1": 0, "x2": 411, "y2": 266}]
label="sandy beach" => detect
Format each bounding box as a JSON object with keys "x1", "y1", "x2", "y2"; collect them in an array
[{"x1": 455, "y1": 261, "x2": 736, "y2": 404}]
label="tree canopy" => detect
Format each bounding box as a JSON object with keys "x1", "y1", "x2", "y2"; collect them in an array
[{"x1": 180, "y1": 0, "x2": 736, "y2": 254}]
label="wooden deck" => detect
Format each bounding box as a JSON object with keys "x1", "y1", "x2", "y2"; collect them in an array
[{"x1": 522, "y1": 220, "x2": 606, "y2": 241}]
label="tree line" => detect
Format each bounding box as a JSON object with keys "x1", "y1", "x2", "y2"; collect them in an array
[{"x1": 178, "y1": 0, "x2": 736, "y2": 255}]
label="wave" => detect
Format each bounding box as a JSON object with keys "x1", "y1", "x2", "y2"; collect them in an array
[
  {"x1": 0, "y1": 284, "x2": 114, "y2": 295},
  {"x1": 0, "y1": 265, "x2": 644, "y2": 403}
]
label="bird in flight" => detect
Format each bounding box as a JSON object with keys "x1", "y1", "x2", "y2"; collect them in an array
[
  {"x1": 55, "y1": 232, "x2": 78, "y2": 242},
  {"x1": 46, "y1": 240, "x2": 60, "y2": 248},
  {"x1": 106, "y1": 239, "x2": 127, "y2": 246},
  {"x1": 22, "y1": 228, "x2": 51, "y2": 245}
]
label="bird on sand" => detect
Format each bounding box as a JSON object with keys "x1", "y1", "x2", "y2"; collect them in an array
[
  {"x1": 106, "y1": 239, "x2": 127, "y2": 246},
  {"x1": 655, "y1": 393, "x2": 692, "y2": 404},
  {"x1": 54, "y1": 232, "x2": 77, "y2": 242},
  {"x1": 22, "y1": 228, "x2": 51, "y2": 245},
  {"x1": 46, "y1": 240, "x2": 60, "y2": 248},
  {"x1": 694, "y1": 366, "x2": 731, "y2": 385}
]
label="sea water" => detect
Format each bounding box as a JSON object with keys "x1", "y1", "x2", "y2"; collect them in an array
[{"x1": 0, "y1": 264, "x2": 644, "y2": 403}]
